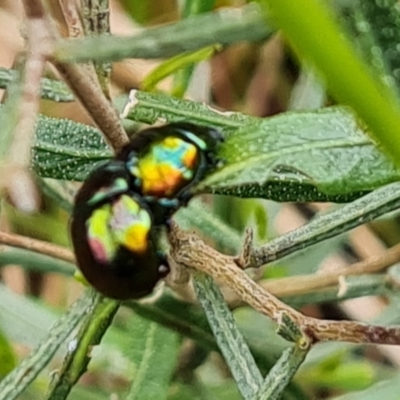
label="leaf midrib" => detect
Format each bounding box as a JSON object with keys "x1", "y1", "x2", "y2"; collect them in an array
[
  {"x1": 35, "y1": 141, "x2": 111, "y2": 159},
  {"x1": 208, "y1": 136, "x2": 372, "y2": 184}
]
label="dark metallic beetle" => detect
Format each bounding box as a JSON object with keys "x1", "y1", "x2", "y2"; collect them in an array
[
  {"x1": 70, "y1": 161, "x2": 169, "y2": 300},
  {"x1": 116, "y1": 122, "x2": 223, "y2": 223}
]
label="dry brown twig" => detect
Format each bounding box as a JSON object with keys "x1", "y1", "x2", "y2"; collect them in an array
[
  {"x1": 168, "y1": 223, "x2": 400, "y2": 346},
  {"x1": 0, "y1": 219, "x2": 400, "y2": 338},
  {"x1": 53, "y1": 0, "x2": 128, "y2": 152},
  {"x1": 0, "y1": 231, "x2": 75, "y2": 264},
  {"x1": 80, "y1": 0, "x2": 112, "y2": 97},
  {"x1": 54, "y1": 61, "x2": 128, "y2": 152},
  {"x1": 58, "y1": 0, "x2": 85, "y2": 39},
  {"x1": 15, "y1": 0, "x2": 127, "y2": 156},
  {"x1": 1, "y1": 0, "x2": 54, "y2": 212},
  {"x1": 1, "y1": 222, "x2": 400, "y2": 346},
  {"x1": 261, "y1": 241, "x2": 400, "y2": 298}
]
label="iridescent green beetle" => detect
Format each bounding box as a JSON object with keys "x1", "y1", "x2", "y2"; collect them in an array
[
  {"x1": 70, "y1": 161, "x2": 169, "y2": 300},
  {"x1": 116, "y1": 123, "x2": 223, "y2": 223}
]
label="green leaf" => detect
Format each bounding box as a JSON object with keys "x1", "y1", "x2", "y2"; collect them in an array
[
  {"x1": 122, "y1": 91, "x2": 400, "y2": 201},
  {"x1": 0, "y1": 284, "x2": 57, "y2": 348},
  {"x1": 47, "y1": 296, "x2": 119, "y2": 400},
  {"x1": 252, "y1": 182, "x2": 400, "y2": 263},
  {"x1": 142, "y1": 45, "x2": 220, "y2": 92},
  {"x1": 303, "y1": 361, "x2": 375, "y2": 391},
  {"x1": 275, "y1": 234, "x2": 343, "y2": 276},
  {"x1": 0, "y1": 67, "x2": 74, "y2": 102},
  {"x1": 181, "y1": 0, "x2": 216, "y2": 16},
  {"x1": 234, "y1": 308, "x2": 289, "y2": 362},
  {"x1": 121, "y1": 89, "x2": 254, "y2": 130},
  {"x1": 193, "y1": 273, "x2": 263, "y2": 400},
  {"x1": 32, "y1": 114, "x2": 111, "y2": 181},
  {"x1": 0, "y1": 290, "x2": 96, "y2": 400},
  {"x1": 171, "y1": 0, "x2": 217, "y2": 97},
  {"x1": 342, "y1": 0, "x2": 400, "y2": 95},
  {"x1": 0, "y1": 328, "x2": 17, "y2": 378},
  {"x1": 0, "y1": 71, "x2": 22, "y2": 160},
  {"x1": 206, "y1": 382, "x2": 243, "y2": 400},
  {"x1": 254, "y1": 345, "x2": 309, "y2": 400},
  {"x1": 119, "y1": 1, "x2": 156, "y2": 25},
  {"x1": 55, "y1": 4, "x2": 272, "y2": 63},
  {"x1": 199, "y1": 107, "x2": 400, "y2": 200},
  {"x1": 175, "y1": 199, "x2": 242, "y2": 254},
  {"x1": 125, "y1": 314, "x2": 180, "y2": 400},
  {"x1": 259, "y1": 0, "x2": 400, "y2": 165},
  {"x1": 127, "y1": 296, "x2": 307, "y2": 400},
  {"x1": 69, "y1": 386, "x2": 110, "y2": 400},
  {"x1": 333, "y1": 372, "x2": 400, "y2": 400},
  {"x1": 0, "y1": 249, "x2": 74, "y2": 276},
  {"x1": 282, "y1": 274, "x2": 389, "y2": 309},
  {"x1": 30, "y1": 104, "x2": 400, "y2": 203},
  {"x1": 167, "y1": 381, "x2": 242, "y2": 400}
]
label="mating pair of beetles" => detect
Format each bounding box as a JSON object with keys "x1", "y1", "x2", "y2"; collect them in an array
[{"x1": 70, "y1": 123, "x2": 223, "y2": 300}]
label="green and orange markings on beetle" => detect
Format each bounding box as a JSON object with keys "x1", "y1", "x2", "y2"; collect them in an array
[
  {"x1": 70, "y1": 160, "x2": 169, "y2": 300},
  {"x1": 116, "y1": 122, "x2": 224, "y2": 223}
]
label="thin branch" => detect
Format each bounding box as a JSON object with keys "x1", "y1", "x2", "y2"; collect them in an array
[
  {"x1": 53, "y1": 61, "x2": 128, "y2": 153},
  {"x1": 59, "y1": 0, "x2": 86, "y2": 38},
  {"x1": 169, "y1": 223, "x2": 400, "y2": 345},
  {"x1": 23, "y1": 0, "x2": 46, "y2": 18},
  {"x1": 252, "y1": 182, "x2": 400, "y2": 266},
  {"x1": 81, "y1": 0, "x2": 111, "y2": 35},
  {"x1": 0, "y1": 225, "x2": 395, "y2": 306},
  {"x1": 12, "y1": 0, "x2": 52, "y2": 160},
  {"x1": 260, "y1": 240, "x2": 400, "y2": 298},
  {"x1": 80, "y1": 0, "x2": 112, "y2": 96},
  {"x1": 59, "y1": 0, "x2": 111, "y2": 99},
  {"x1": 0, "y1": 231, "x2": 75, "y2": 264},
  {"x1": 54, "y1": 1, "x2": 126, "y2": 153},
  {"x1": 7, "y1": 35, "x2": 45, "y2": 165}
]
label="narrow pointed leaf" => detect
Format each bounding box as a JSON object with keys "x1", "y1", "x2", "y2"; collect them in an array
[
  {"x1": 125, "y1": 314, "x2": 179, "y2": 400},
  {"x1": 28, "y1": 106, "x2": 400, "y2": 203},
  {"x1": 199, "y1": 107, "x2": 400, "y2": 200},
  {"x1": 32, "y1": 114, "x2": 111, "y2": 181}
]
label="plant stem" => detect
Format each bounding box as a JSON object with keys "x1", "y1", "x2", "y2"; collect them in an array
[
  {"x1": 80, "y1": 0, "x2": 112, "y2": 98},
  {"x1": 54, "y1": 4, "x2": 272, "y2": 63},
  {"x1": 53, "y1": 61, "x2": 129, "y2": 153},
  {"x1": 0, "y1": 249, "x2": 75, "y2": 276},
  {"x1": 260, "y1": 240, "x2": 400, "y2": 297},
  {"x1": 169, "y1": 224, "x2": 400, "y2": 346},
  {"x1": 0, "y1": 231, "x2": 75, "y2": 263},
  {"x1": 253, "y1": 182, "x2": 400, "y2": 265}
]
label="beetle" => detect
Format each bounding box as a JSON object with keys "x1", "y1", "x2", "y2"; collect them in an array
[
  {"x1": 70, "y1": 161, "x2": 169, "y2": 300},
  {"x1": 116, "y1": 122, "x2": 223, "y2": 223}
]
